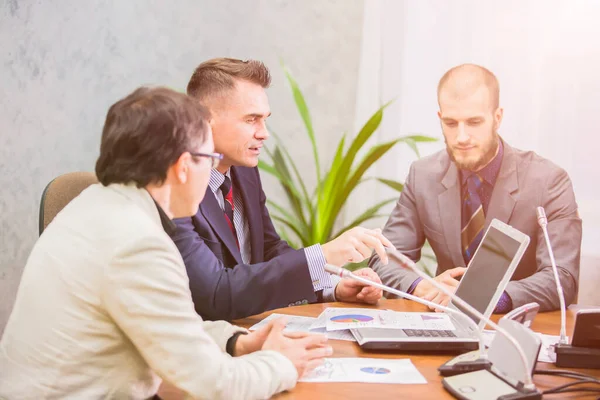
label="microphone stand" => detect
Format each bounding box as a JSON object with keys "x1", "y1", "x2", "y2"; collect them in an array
[
  {"x1": 386, "y1": 248, "x2": 541, "y2": 398},
  {"x1": 537, "y1": 207, "x2": 597, "y2": 369},
  {"x1": 536, "y1": 206, "x2": 568, "y2": 345}
]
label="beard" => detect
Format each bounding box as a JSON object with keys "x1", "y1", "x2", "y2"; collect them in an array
[{"x1": 446, "y1": 131, "x2": 499, "y2": 172}]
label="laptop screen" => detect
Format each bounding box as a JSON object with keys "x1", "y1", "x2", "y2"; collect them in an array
[{"x1": 451, "y1": 225, "x2": 522, "y2": 325}]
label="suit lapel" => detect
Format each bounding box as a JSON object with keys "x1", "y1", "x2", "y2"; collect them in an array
[
  {"x1": 200, "y1": 186, "x2": 243, "y2": 264},
  {"x1": 485, "y1": 142, "x2": 519, "y2": 228},
  {"x1": 232, "y1": 167, "x2": 263, "y2": 263},
  {"x1": 438, "y1": 161, "x2": 465, "y2": 268}
]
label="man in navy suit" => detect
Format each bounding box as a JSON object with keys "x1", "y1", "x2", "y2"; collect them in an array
[{"x1": 172, "y1": 58, "x2": 392, "y2": 321}]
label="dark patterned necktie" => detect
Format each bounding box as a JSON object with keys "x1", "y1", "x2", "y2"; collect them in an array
[
  {"x1": 461, "y1": 173, "x2": 485, "y2": 264},
  {"x1": 220, "y1": 176, "x2": 239, "y2": 248}
]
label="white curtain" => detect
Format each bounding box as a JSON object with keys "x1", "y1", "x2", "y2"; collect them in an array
[{"x1": 349, "y1": 0, "x2": 600, "y2": 262}]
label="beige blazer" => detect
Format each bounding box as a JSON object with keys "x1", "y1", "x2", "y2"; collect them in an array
[
  {"x1": 369, "y1": 140, "x2": 581, "y2": 311},
  {"x1": 0, "y1": 183, "x2": 296, "y2": 399}
]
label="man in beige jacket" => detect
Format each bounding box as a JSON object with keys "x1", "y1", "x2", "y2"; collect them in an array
[{"x1": 0, "y1": 87, "x2": 330, "y2": 399}]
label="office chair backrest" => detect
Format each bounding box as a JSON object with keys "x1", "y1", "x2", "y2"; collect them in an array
[{"x1": 39, "y1": 172, "x2": 98, "y2": 235}]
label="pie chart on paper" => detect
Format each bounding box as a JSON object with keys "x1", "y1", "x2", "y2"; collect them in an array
[
  {"x1": 360, "y1": 367, "x2": 391, "y2": 375},
  {"x1": 330, "y1": 314, "x2": 374, "y2": 323}
]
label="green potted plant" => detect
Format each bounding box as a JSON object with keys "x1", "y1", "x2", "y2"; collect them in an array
[{"x1": 259, "y1": 64, "x2": 437, "y2": 273}]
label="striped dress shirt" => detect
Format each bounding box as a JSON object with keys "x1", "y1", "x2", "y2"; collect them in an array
[{"x1": 209, "y1": 169, "x2": 338, "y2": 301}]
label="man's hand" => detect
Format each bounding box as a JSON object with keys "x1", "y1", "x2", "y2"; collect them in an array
[
  {"x1": 334, "y1": 267, "x2": 383, "y2": 304},
  {"x1": 413, "y1": 267, "x2": 466, "y2": 311},
  {"x1": 321, "y1": 227, "x2": 393, "y2": 267},
  {"x1": 234, "y1": 318, "x2": 279, "y2": 356},
  {"x1": 262, "y1": 318, "x2": 332, "y2": 378}
]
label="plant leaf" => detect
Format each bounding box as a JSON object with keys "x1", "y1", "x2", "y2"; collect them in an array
[
  {"x1": 314, "y1": 134, "x2": 346, "y2": 237},
  {"x1": 323, "y1": 137, "x2": 403, "y2": 240},
  {"x1": 321, "y1": 134, "x2": 346, "y2": 197},
  {"x1": 376, "y1": 178, "x2": 404, "y2": 193},
  {"x1": 316, "y1": 102, "x2": 393, "y2": 241},
  {"x1": 266, "y1": 199, "x2": 308, "y2": 242},
  {"x1": 278, "y1": 225, "x2": 300, "y2": 250},
  {"x1": 404, "y1": 137, "x2": 419, "y2": 158},
  {"x1": 332, "y1": 197, "x2": 397, "y2": 238},
  {"x1": 271, "y1": 146, "x2": 309, "y2": 228},
  {"x1": 257, "y1": 160, "x2": 281, "y2": 179},
  {"x1": 271, "y1": 215, "x2": 310, "y2": 248},
  {"x1": 282, "y1": 63, "x2": 321, "y2": 193},
  {"x1": 404, "y1": 135, "x2": 438, "y2": 142},
  {"x1": 267, "y1": 129, "x2": 315, "y2": 222}
]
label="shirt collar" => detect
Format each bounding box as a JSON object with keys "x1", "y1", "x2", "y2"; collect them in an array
[
  {"x1": 460, "y1": 139, "x2": 504, "y2": 186},
  {"x1": 209, "y1": 168, "x2": 231, "y2": 193},
  {"x1": 153, "y1": 200, "x2": 176, "y2": 236}
]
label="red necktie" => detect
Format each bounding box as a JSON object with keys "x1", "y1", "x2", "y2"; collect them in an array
[{"x1": 220, "y1": 176, "x2": 239, "y2": 249}]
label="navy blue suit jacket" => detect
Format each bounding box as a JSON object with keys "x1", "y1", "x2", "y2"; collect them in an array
[{"x1": 172, "y1": 166, "x2": 318, "y2": 321}]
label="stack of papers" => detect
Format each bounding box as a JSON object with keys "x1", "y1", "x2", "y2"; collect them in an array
[
  {"x1": 300, "y1": 358, "x2": 427, "y2": 384},
  {"x1": 482, "y1": 329, "x2": 567, "y2": 363},
  {"x1": 249, "y1": 313, "x2": 356, "y2": 341},
  {"x1": 249, "y1": 307, "x2": 457, "y2": 342},
  {"x1": 316, "y1": 307, "x2": 456, "y2": 331}
]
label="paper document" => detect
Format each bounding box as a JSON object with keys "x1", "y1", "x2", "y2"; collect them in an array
[
  {"x1": 248, "y1": 313, "x2": 356, "y2": 341},
  {"x1": 481, "y1": 330, "x2": 567, "y2": 363},
  {"x1": 482, "y1": 329, "x2": 496, "y2": 348},
  {"x1": 380, "y1": 311, "x2": 456, "y2": 331},
  {"x1": 319, "y1": 308, "x2": 384, "y2": 331},
  {"x1": 249, "y1": 313, "x2": 315, "y2": 333},
  {"x1": 300, "y1": 358, "x2": 427, "y2": 384},
  {"x1": 250, "y1": 308, "x2": 457, "y2": 341},
  {"x1": 310, "y1": 327, "x2": 357, "y2": 341},
  {"x1": 536, "y1": 333, "x2": 566, "y2": 363}
]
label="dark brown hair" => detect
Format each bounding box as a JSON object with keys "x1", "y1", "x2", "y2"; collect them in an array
[
  {"x1": 95, "y1": 87, "x2": 210, "y2": 187},
  {"x1": 187, "y1": 58, "x2": 271, "y2": 102}
]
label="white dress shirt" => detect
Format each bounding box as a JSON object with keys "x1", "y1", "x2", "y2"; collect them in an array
[{"x1": 209, "y1": 169, "x2": 339, "y2": 300}]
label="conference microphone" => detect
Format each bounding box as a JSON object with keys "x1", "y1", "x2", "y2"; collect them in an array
[
  {"x1": 380, "y1": 248, "x2": 541, "y2": 398},
  {"x1": 536, "y1": 206, "x2": 568, "y2": 345},
  {"x1": 323, "y1": 263, "x2": 487, "y2": 359},
  {"x1": 537, "y1": 207, "x2": 595, "y2": 369}
]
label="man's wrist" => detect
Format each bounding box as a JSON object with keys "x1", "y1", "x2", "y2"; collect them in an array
[
  {"x1": 494, "y1": 291, "x2": 513, "y2": 314},
  {"x1": 334, "y1": 280, "x2": 341, "y2": 300},
  {"x1": 304, "y1": 244, "x2": 333, "y2": 292},
  {"x1": 408, "y1": 277, "x2": 424, "y2": 296},
  {"x1": 227, "y1": 331, "x2": 248, "y2": 357},
  {"x1": 326, "y1": 275, "x2": 341, "y2": 302}
]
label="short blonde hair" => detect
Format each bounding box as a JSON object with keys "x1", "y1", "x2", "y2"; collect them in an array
[
  {"x1": 437, "y1": 64, "x2": 500, "y2": 109},
  {"x1": 187, "y1": 58, "x2": 271, "y2": 102}
]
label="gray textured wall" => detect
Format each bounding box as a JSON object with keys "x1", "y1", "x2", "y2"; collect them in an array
[{"x1": 0, "y1": 0, "x2": 364, "y2": 332}]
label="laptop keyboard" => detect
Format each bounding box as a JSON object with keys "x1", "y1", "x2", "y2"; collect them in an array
[{"x1": 403, "y1": 329, "x2": 456, "y2": 338}]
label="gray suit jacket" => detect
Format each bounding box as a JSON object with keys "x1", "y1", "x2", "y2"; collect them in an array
[{"x1": 369, "y1": 140, "x2": 581, "y2": 312}]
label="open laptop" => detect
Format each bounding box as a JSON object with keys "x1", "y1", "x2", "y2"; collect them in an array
[{"x1": 351, "y1": 218, "x2": 530, "y2": 352}]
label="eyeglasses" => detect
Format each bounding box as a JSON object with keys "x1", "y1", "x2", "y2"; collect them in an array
[{"x1": 189, "y1": 152, "x2": 223, "y2": 169}]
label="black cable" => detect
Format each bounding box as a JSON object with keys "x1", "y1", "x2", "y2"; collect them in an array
[
  {"x1": 545, "y1": 387, "x2": 600, "y2": 395},
  {"x1": 543, "y1": 379, "x2": 600, "y2": 394},
  {"x1": 535, "y1": 368, "x2": 600, "y2": 395},
  {"x1": 535, "y1": 368, "x2": 600, "y2": 383},
  {"x1": 535, "y1": 368, "x2": 599, "y2": 378},
  {"x1": 545, "y1": 372, "x2": 600, "y2": 383}
]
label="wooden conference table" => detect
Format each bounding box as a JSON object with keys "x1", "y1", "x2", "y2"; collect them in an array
[{"x1": 235, "y1": 300, "x2": 600, "y2": 399}]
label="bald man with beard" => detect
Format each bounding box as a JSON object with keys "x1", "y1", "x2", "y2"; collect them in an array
[{"x1": 369, "y1": 64, "x2": 581, "y2": 313}]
